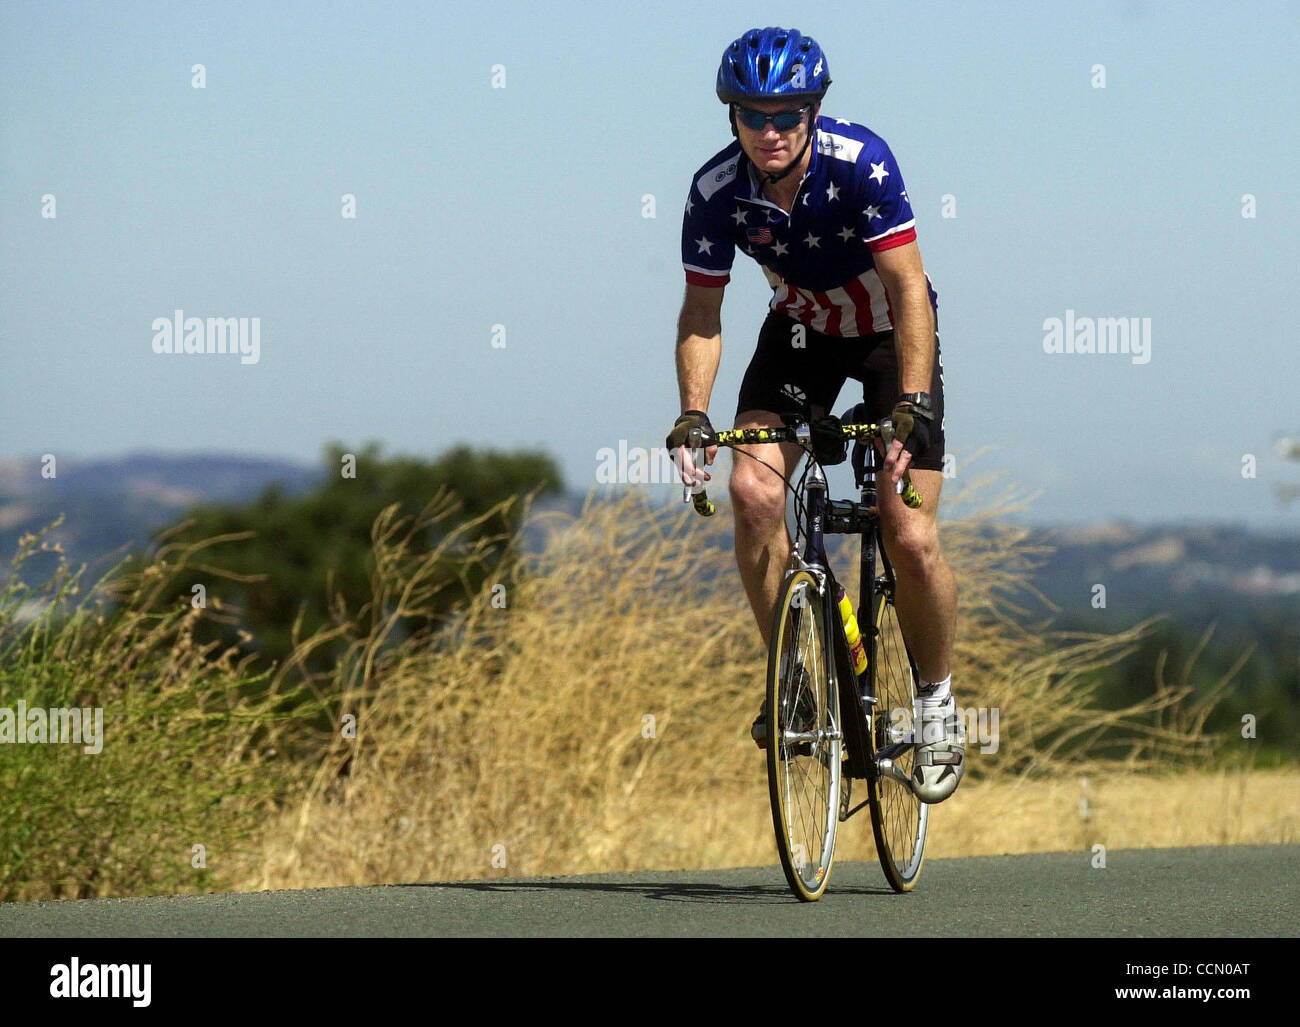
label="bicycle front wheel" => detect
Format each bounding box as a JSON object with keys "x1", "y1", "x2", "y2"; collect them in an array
[
  {"x1": 866, "y1": 576, "x2": 929, "y2": 892},
  {"x1": 766, "y1": 569, "x2": 842, "y2": 901}
]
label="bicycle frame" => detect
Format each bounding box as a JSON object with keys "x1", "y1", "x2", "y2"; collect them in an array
[
  {"x1": 791, "y1": 430, "x2": 912, "y2": 792},
  {"x1": 682, "y1": 416, "x2": 920, "y2": 790},
  {"x1": 684, "y1": 416, "x2": 929, "y2": 888}
]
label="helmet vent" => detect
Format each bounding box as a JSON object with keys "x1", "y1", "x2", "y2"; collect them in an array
[{"x1": 716, "y1": 28, "x2": 830, "y2": 106}]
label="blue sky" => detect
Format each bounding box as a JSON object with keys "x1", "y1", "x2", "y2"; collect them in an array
[{"x1": 2, "y1": 0, "x2": 1298, "y2": 528}]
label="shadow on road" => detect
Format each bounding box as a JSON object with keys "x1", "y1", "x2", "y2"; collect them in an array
[{"x1": 395, "y1": 878, "x2": 896, "y2": 904}]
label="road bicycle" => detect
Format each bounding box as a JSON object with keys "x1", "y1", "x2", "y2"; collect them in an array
[{"x1": 685, "y1": 407, "x2": 930, "y2": 900}]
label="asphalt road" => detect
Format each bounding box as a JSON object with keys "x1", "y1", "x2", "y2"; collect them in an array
[{"x1": 2, "y1": 845, "x2": 1296, "y2": 937}]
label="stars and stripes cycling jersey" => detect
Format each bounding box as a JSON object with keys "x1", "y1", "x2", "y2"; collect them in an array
[{"x1": 681, "y1": 116, "x2": 938, "y2": 337}]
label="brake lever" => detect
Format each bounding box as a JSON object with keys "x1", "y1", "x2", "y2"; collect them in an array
[
  {"x1": 878, "y1": 418, "x2": 924, "y2": 509},
  {"x1": 681, "y1": 427, "x2": 709, "y2": 504}
]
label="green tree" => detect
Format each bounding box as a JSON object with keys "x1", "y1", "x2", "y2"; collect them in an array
[{"x1": 156, "y1": 442, "x2": 562, "y2": 673}]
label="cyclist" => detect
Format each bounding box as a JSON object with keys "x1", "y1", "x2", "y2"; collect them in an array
[{"x1": 666, "y1": 26, "x2": 965, "y2": 803}]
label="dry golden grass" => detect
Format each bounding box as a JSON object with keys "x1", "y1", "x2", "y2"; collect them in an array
[
  {"x1": 924, "y1": 768, "x2": 1300, "y2": 858},
  {"x1": 6, "y1": 470, "x2": 1283, "y2": 903},
  {"x1": 0, "y1": 522, "x2": 313, "y2": 901},
  {"x1": 243, "y1": 476, "x2": 1278, "y2": 892}
]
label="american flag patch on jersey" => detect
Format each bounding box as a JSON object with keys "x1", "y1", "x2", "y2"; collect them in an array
[{"x1": 747, "y1": 226, "x2": 773, "y2": 244}]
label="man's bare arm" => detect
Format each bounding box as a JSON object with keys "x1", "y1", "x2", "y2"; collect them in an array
[
  {"x1": 873, "y1": 240, "x2": 935, "y2": 395},
  {"x1": 676, "y1": 282, "x2": 724, "y2": 413},
  {"x1": 872, "y1": 239, "x2": 935, "y2": 482}
]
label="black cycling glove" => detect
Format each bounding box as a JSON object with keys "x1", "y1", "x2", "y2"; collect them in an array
[
  {"x1": 666, "y1": 410, "x2": 715, "y2": 451},
  {"x1": 887, "y1": 401, "x2": 933, "y2": 457}
]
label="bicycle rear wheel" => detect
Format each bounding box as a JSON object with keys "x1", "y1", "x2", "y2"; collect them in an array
[
  {"x1": 866, "y1": 574, "x2": 929, "y2": 892},
  {"x1": 766, "y1": 569, "x2": 841, "y2": 901}
]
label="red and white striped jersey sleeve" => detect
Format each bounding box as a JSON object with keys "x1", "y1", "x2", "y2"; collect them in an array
[
  {"x1": 681, "y1": 161, "x2": 737, "y2": 288},
  {"x1": 856, "y1": 137, "x2": 918, "y2": 254}
]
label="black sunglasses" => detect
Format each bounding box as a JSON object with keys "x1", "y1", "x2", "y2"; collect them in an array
[{"x1": 733, "y1": 103, "x2": 812, "y2": 132}]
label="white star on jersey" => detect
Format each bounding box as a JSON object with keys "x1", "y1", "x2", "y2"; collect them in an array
[{"x1": 680, "y1": 123, "x2": 936, "y2": 333}]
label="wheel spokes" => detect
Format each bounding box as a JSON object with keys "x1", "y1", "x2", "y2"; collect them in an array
[
  {"x1": 873, "y1": 598, "x2": 926, "y2": 880},
  {"x1": 775, "y1": 579, "x2": 838, "y2": 891}
]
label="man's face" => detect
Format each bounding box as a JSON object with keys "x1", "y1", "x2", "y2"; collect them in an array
[{"x1": 733, "y1": 97, "x2": 818, "y2": 178}]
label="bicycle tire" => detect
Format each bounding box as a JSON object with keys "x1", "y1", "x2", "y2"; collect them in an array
[
  {"x1": 864, "y1": 560, "x2": 929, "y2": 892},
  {"x1": 766, "y1": 568, "x2": 842, "y2": 901}
]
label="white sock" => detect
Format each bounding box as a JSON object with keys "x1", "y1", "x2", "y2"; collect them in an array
[{"x1": 917, "y1": 673, "x2": 952, "y2": 704}]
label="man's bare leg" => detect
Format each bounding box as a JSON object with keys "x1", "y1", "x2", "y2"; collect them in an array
[
  {"x1": 875, "y1": 467, "x2": 956, "y2": 683},
  {"x1": 727, "y1": 409, "x2": 805, "y2": 649},
  {"x1": 877, "y1": 465, "x2": 964, "y2": 802}
]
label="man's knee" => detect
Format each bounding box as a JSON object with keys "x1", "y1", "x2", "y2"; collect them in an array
[
  {"x1": 881, "y1": 515, "x2": 941, "y2": 579},
  {"x1": 729, "y1": 464, "x2": 785, "y2": 532}
]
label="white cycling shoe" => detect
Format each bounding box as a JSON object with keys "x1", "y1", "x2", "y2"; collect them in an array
[{"x1": 910, "y1": 690, "x2": 966, "y2": 803}]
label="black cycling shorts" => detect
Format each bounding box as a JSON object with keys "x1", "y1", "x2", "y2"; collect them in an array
[{"x1": 734, "y1": 311, "x2": 946, "y2": 471}]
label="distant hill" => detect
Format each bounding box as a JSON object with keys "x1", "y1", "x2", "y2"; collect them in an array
[
  {"x1": 1016, "y1": 521, "x2": 1300, "y2": 630},
  {"x1": 0, "y1": 453, "x2": 320, "y2": 576},
  {"x1": 2, "y1": 455, "x2": 1297, "y2": 630}
]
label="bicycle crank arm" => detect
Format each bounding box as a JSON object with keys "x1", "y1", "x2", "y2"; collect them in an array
[{"x1": 874, "y1": 756, "x2": 913, "y2": 787}]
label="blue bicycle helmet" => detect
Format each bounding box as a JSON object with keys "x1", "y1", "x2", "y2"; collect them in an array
[
  {"x1": 715, "y1": 27, "x2": 831, "y2": 104},
  {"x1": 715, "y1": 27, "x2": 831, "y2": 183}
]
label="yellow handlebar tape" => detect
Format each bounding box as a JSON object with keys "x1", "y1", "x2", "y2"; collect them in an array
[{"x1": 899, "y1": 474, "x2": 924, "y2": 509}]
